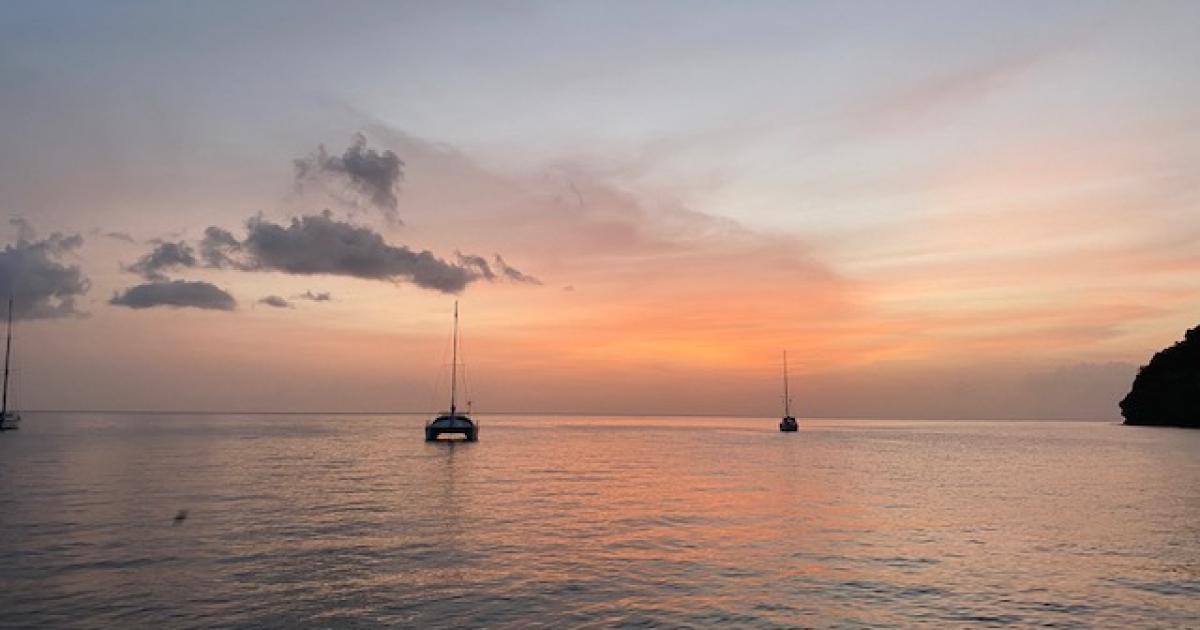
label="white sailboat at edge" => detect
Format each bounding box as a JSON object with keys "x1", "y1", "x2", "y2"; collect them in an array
[{"x1": 1, "y1": 298, "x2": 21, "y2": 431}]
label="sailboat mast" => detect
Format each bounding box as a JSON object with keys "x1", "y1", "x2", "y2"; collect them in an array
[
  {"x1": 2, "y1": 298, "x2": 12, "y2": 418},
  {"x1": 782, "y1": 350, "x2": 790, "y2": 417},
  {"x1": 449, "y1": 300, "x2": 458, "y2": 415}
]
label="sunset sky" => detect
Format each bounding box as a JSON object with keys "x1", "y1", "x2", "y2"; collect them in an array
[{"x1": 2, "y1": 1, "x2": 1198, "y2": 417}]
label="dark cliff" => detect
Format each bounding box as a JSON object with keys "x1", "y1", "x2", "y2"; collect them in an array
[{"x1": 1120, "y1": 325, "x2": 1200, "y2": 427}]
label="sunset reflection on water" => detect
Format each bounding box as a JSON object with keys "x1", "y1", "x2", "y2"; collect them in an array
[{"x1": 1, "y1": 414, "x2": 1197, "y2": 627}]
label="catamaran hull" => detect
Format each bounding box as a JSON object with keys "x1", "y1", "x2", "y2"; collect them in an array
[
  {"x1": 780, "y1": 417, "x2": 798, "y2": 432},
  {"x1": 425, "y1": 426, "x2": 478, "y2": 441},
  {"x1": 425, "y1": 415, "x2": 478, "y2": 442}
]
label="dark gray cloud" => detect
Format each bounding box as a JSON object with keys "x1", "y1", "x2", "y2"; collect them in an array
[
  {"x1": 203, "y1": 211, "x2": 477, "y2": 293},
  {"x1": 199, "y1": 226, "x2": 245, "y2": 269},
  {"x1": 258, "y1": 295, "x2": 291, "y2": 308},
  {"x1": 295, "y1": 290, "x2": 332, "y2": 302},
  {"x1": 125, "y1": 241, "x2": 197, "y2": 281},
  {"x1": 493, "y1": 254, "x2": 542, "y2": 285},
  {"x1": 456, "y1": 251, "x2": 495, "y2": 280},
  {"x1": 456, "y1": 251, "x2": 540, "y2": 285},
  {"x1": 295, "y1": 133, "x2": 403, "y2": 221},
  {"x1": 110, "y1": 280, "x2": 236, "y2": 311},
  {"x1": 0, "y1": 228, "x2": 90, "y2": 320}
]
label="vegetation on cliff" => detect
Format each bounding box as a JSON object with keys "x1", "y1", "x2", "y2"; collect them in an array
[{"x1": 1120, "y1": 325, "x2": 1200, "y2": 427}]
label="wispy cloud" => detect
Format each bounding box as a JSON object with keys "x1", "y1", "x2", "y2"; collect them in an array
[
  {"x1": 455, "y1": 251, "x2": 495, "y2": 281},
  {"x1": 124, "y1": 241, "x2": 197, "y2": 281},
  {"x1": 198, "y1": 226, "x2": 245, "y2": 270},
  {"x1": 104, "y1": 231, "x2": 136, "y2": 244},
  {"x1": 494, "y1": 254, "x2": 542, "y2": 285},
  {"x1": 295, "y1": 290, "x2": 332, "y2": 302},
  {"x1": 456, "y1": 251, "x2": 541, "y2": 285},
  {"x1": 295, "y1": 133, "x2": 404, "y2": 222},
  {"x1": 355, "y1": 125, "x2": 857, "y2": 371}
]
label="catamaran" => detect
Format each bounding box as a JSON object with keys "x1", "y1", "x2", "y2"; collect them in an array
[
  {"x1": 779, "y1": 350, "x2": 797, "y2": 432},
  {"x1": 425, "y1": 301, "x2": 478, "y2": 442},
  {"x1": 1, "y1": 298, "x2": 20, "y2": 431}
]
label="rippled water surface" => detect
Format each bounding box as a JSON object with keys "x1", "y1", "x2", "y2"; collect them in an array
[{"x1": 1, "y1": 414, "x2": 1198, "y2": 628}]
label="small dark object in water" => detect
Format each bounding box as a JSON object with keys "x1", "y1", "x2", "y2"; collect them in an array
[{"x1": 173, "y1": 510, "x2": 188, "y2": 525}]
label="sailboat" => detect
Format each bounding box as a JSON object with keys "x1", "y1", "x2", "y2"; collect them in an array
[
  {"x1": 425, "y1": 301, "x2": 478, "y2": 442},
  {"x1": 0, "y1": 299, "x2": 20, "y2": 431},
  {"x1": 779, "y1": 350, "x2": 797, "y2": 432}
]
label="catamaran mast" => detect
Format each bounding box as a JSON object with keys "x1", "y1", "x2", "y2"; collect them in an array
[
  {"x1": 450, "y1": 300, "x2": 458, "y2": 416},
  {"x1": 2, "y1": 298, "x2": 12, "y2": 418},
  {"x1": 782, "y1": 350, "x2": 790, "y2": 418}
]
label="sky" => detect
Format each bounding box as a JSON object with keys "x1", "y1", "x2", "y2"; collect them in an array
[{"x1": 1, "y1": 0, "x2": 1198, "y2": 417}]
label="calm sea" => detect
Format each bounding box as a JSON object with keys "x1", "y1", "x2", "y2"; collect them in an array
[{"x1": 0, "y1": 414, "x2": 1197, "y2": 628}]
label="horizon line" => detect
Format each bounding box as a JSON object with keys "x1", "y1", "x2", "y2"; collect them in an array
[{"x1": 20, "y1": 409, "x2": 1117, "y2": 422}]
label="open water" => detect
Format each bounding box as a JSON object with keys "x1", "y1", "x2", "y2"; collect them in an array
[{"x1": 1, "y1": 414, "x2": 1197, "y2": 628}]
